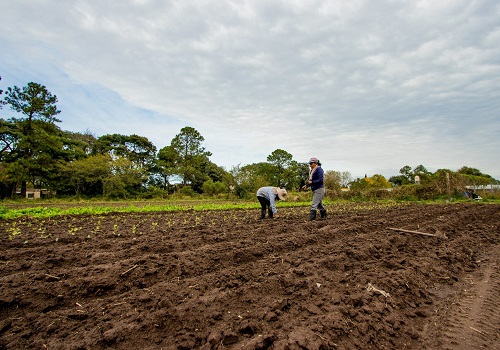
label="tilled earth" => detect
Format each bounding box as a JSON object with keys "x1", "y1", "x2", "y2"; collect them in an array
[{"x1": 0, "y1": 202, "x2": 499, "y2": 350}]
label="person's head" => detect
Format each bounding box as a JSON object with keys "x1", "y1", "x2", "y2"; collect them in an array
[
  {"x1": 273, "y1": 187, "x2": 287, "y2": 201},
  {"x1": 308, "y1": 157, "x2": 320, "y2": 168}
]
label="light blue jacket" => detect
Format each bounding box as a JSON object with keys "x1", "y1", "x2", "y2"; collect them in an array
[{"x1": 256, "y1": 186, "x2": 279, "y2": 214}]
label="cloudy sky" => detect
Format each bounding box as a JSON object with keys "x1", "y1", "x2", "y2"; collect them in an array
[{"x1": 2, "y1": 0, "x2": 499, "y2": 179}]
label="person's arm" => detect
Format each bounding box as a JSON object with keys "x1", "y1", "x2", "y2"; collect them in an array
[
  {"x1": 305, "y1": 167, "x2": 317, "y2": 186},
  {"x1": 268, "y1": 188, "x2": 278, "y2": 214}
]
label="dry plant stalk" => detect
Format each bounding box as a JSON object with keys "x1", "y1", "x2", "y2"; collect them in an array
[
  {"x1": 121, "y1": 264, "x2": 138, "y2": 276},
  {"x1": 387, "y1": 227, "x2": 447, "y2": 238},
  {"x1": 366, "y1": 283, "x2": 391, "y2": 298}
]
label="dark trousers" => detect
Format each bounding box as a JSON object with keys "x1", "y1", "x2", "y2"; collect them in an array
[{"x1": 257, "y1": 196, "x2": 273, "y2": 219}]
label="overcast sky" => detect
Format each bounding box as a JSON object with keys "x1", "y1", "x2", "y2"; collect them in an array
[{"x1": 2, "y1": 0, "x2": 499, "y2": 180}]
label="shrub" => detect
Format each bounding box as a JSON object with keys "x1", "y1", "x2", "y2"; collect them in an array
[
  {"x1": 202, "y1": 180, "x2": 227, "y2": 196},
  {"x1": 138, "y1": 186, "x2": 168, "y2": 199},
  {"x1": 179, "y1": 186, "x2": 194, "y2": 197},
  {"x1": 103, "y1": 177, "x2": 128, "y2": 199}
]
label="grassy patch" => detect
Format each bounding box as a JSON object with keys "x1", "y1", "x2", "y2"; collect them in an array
[{"x1": 0, "y1": 199, "x2": 315, "y2": 220}]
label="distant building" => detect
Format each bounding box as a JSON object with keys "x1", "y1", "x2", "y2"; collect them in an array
[
  {"x1": 16, "y1": 188, "x2": 53, "y2": 199},
  {"x1": 465, "y1": 185, "x2": 500, "y2": 192}
]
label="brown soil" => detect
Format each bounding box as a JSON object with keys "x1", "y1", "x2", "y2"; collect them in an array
[{"x1": 0, "y1": 202, "x2": 499, "y2": 350}]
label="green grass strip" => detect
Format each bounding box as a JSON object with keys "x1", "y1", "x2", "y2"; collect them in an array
[{"x1": 0, "y1": 200, "x2": 314, "y2": 220}]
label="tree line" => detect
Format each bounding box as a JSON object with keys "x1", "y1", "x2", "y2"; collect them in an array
[{"x1": 1, "y1": 79, "x2": 497, "y2": 200}]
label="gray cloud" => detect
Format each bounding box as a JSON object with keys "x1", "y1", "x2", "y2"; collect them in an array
[{"x1": 1, "y1": 0, "x2": 499, "y2": 179}]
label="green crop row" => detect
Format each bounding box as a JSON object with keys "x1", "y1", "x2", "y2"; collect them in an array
[
  {"x1": 1, "y1": 196, "x2": 491, "y2": 220},
  {"x1": 0, "y1": 200, "x2": 315, "y2": 220}
]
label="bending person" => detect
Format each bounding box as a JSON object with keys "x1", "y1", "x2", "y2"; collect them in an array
[{"x1": 256, "y1": 186, "x2": 287, "y2": 219}]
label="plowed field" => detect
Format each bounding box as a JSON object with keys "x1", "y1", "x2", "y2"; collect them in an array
[{"x1": 1, "y1": 202, "x2": 499, "y2": 349}]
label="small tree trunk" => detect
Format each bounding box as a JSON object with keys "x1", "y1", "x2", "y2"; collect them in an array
[{"x1": 21, "y1": 181, "x2": 27, "y2": 198}]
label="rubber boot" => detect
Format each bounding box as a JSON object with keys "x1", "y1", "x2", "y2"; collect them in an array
[
  {"x1": 260, "y1": 209, "x2": 266, "y2": 220},
  {"x1": 268, "y1": 208, "x2": 273, "y2": 219},
  {"x1": 320, "y1": 209, "x2": 327, "y2": 219},
  {"x1": 309, "y1": 210, "x2": 317, "y2": 221}
]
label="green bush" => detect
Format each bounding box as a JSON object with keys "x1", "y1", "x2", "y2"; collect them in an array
[
  {"x1": 103, "y1": 177, "x2": 129, "y2": 199},
  {"x1": 138, "y1": 186, "x2": 169, "y2": 199},
  {"x1": 179, "y1": 186, "x2": 195, "y2": 197},
  {"x1": 202, "y1": 180, "x2": 227, "y2": 196}
]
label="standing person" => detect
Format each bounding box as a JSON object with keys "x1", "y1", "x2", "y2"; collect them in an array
[
  {"x1": 302, "y1": 157, "x2": 327, "y2": 220},
  {"x1": 256, "y1": 186, "x2": 287, "y2": 219}
]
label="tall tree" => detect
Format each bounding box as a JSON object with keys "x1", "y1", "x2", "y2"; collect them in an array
[
  {"x1": 286, "y1": 160, "x2": 310, "y2": 190},
  {"x1": 58, "y1": 154, "x2": 111, "y2": 197},
  {"x1": 457, "y1": 166, "x2": 490, "y2": 178},
  {"x1": 339, "y1": 171, "x2": 352, "y2": 188},
  {"x1": 456, "y1": 166, "x2": 496, "y2": 187},
  {"x1": 229, "y1": 162, "x2": 270, "y2": 198},
  {"x1": 323, "y1": 170, "x2": 352, "y2": 192},
  {"x1": 169, "y1": 127, "x2": 212, "y2": 188},
  {"x1": 3, "y1": 82, "x2": 61, "y2": 196},
  {"x1": 92, "y1": 133, "x2": 157, "y2": 195},
  {"x1": 103, "y1": 157, "x2": 147, "y2": 198},
  {"x1": 324, "y1": 170, "x2": 342, "y2": 194},
  {"x1": 267, "y1": 149, "x2": 293, "y2": 187},
  {"x1": 92, "y1": 133, "x2": 156, "y2": 169},
  {"x1": 399, "y1": 165, "x2": 413, "y2": 183},
  {"x1": 4, "y1": 82, "x2": 61, "y2": 141},
  {"x1": 150, "y1": 145, "x2": 180, "y2": 191},
  {"x1": 64, "y1": 130, "x2": 96, "y2": 156}
]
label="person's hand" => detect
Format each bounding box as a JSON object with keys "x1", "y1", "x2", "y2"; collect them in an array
[{"x1": 274, "y1": 214, "x2": 279, "y2": 218}]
